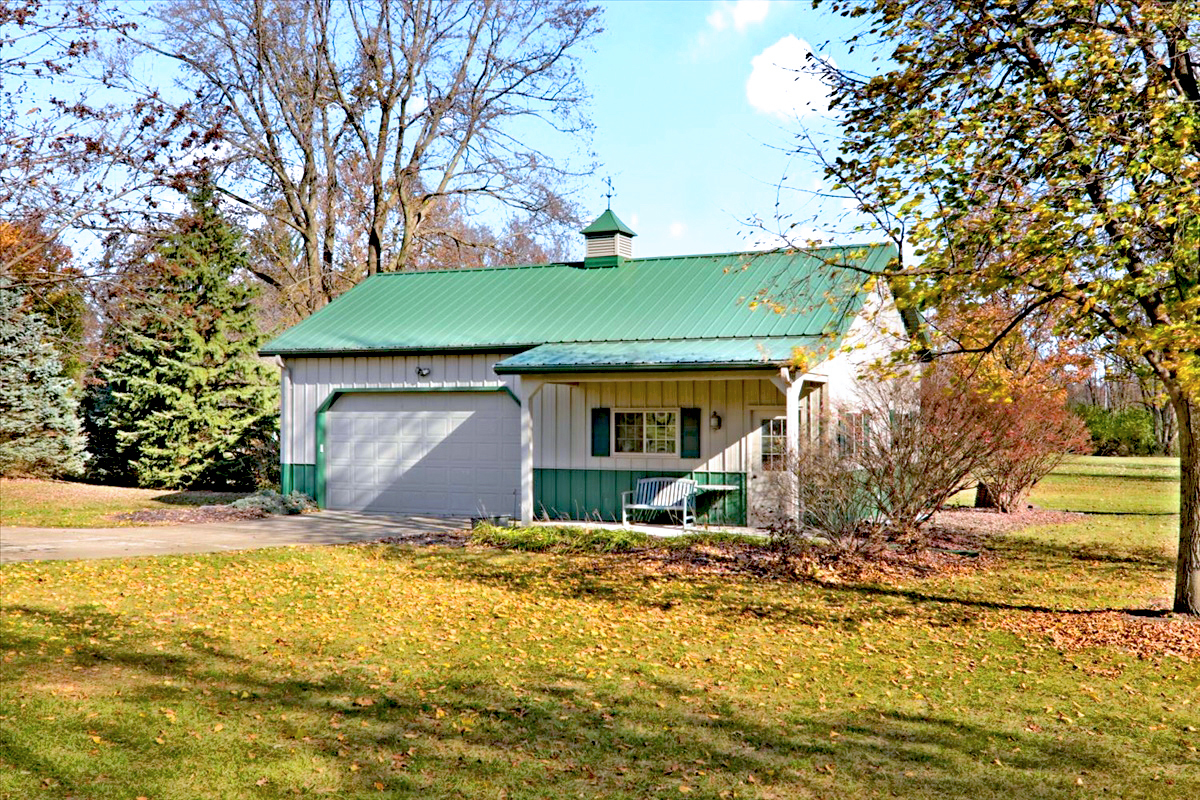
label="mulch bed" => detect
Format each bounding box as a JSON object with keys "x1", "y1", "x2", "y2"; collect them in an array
[
  {"x1": 931, "y1": 507, "x2": 1088, "y2": 537},
  {"x1": 113, "y1": 506, "x2": 270, "y2": 525},
  {"x1": 376, "y1": 532, "x2": 471, "y2": 548}
]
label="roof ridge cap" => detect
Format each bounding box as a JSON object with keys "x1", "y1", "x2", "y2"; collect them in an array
[
  {"x1": 628, "y1": 242, "x2": 892, "y2": 263},
  {"x1": 374, "y1": 261, "x2": 570, "y2": 276}
]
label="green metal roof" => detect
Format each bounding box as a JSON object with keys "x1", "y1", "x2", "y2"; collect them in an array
[
  {"x1": 580, "y1": 209, "x2": 636, "y2": 237},
  {"x1": 492, "y1": 337, "x2": 828, "y2": 374},
  {"x1": 260, "y1": 244, "x2": 897, "y2": 358}
]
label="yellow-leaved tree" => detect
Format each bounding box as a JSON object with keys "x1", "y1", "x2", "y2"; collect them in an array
[{"x1": 805, "y1": 0, "x2": 1200, "y2": 613}]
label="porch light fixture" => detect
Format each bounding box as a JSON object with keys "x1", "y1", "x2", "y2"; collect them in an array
[
  {"x1": 710, "y1": 411, "x2": 722, "y2": 431},
  {"x1": 416, "y1": 367, "x2": 431, "y2": 377}
]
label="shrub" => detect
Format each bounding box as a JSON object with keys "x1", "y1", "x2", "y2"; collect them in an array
[
  {"x1": 849, "y1": 368, "x2": 1002, "y2": 545},
  {"x1": 229, "y1": 489, "x2": 315, "y2": 515},
  {"x1": 762, "y1": 363, "x2": 1088, "y2": 552},
  {"x1": 1072, "y1": 405, "x2": 1158, "y2": 456},
  {"x1": 974, "y1": 390, "x2": 1090, "y2": 512},
  {"x1": 471, "y1": 524, "x2": 653, "y2": 553},
  {"x1": 761, "y1": 443, "x2": 883, "y2": 557}
]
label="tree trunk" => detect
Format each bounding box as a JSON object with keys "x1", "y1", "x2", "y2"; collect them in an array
[
  {"x1": 974, "y1": 482, "x2": 996, "y2": 509},
  {"x1": 1169, "y1": 391, "x2": 1200, "y2": 614}
]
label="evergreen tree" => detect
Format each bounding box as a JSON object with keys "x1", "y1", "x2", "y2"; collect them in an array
[
  {"x1": 97, "y1": 185, "x2": 279, "y2": 489},
  {"x1": 0, "y1": 281, "x2": 86, "y2": 477}
]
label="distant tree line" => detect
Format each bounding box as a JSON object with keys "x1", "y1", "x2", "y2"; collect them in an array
[{"x1": 1068, "y1": 362, "x2": 1178, "y2": 457}]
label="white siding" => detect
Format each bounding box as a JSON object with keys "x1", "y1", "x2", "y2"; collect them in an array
[
  {"x1": 281, "y1": 353, "x2": 518, "y2": 465},
  {"x1": 820, "y1": 283, "x2": 911, "y2": 410},
  {"x1": 531, "y1": 377, "x2": 784, "y2": 473},
  {"x1": 616, "y1": 233, "x2": 633, "y2": 259}
]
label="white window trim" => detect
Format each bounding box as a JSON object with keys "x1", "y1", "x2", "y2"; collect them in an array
[{"x1": 613, "y1": 407, "x2": 680, "y2": 458}]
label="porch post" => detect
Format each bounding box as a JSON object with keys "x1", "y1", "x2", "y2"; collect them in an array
[
  {"x1": 772, "y1": 367, "x2": 804, "y2": 458},
  {"x1": 785, "y1": 377, "x2": 803, "y2": 459},
  {"x1": 516, "y1": 376, "x2": 545, "y2": 525}
]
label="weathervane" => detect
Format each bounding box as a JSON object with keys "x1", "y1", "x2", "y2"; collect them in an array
[{"x1": 603, "y1": 176, "x2": 615, "y2": 209}]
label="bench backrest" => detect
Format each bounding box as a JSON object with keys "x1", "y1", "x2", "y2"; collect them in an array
[{"x1": 635, "y1": 477, "x2": 697, "y2": 507}]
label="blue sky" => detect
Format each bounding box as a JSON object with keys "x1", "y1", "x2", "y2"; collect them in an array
[
  {"x1": 35, "y1": 1, "x2": 870, "y2": 264},
  {"x1": 574, "y1": 0, "x2": 867, "y2": 258}
]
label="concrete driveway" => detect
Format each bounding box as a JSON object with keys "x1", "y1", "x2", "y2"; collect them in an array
[{"x1": 0, "y1": 511, "x2": 470, "y2": 563}]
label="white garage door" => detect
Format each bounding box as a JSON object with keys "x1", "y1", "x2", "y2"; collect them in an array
[{"x1": 325, "y1": 392, "x2": 520, "y2": 516}]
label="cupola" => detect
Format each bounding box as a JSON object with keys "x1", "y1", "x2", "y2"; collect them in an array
[{"x1": 580, "y1": 209, "x2": 636, "y2": 268}]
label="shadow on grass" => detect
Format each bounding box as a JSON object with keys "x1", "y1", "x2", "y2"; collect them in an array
[
  {"x1": 1053, "y1": 509, "x2": 1177, "y2": 516},
  {"x1": 809, "y1": 582, "x2": 1152, "y2": 616},
  {"x1": 1, "y1": 600, "x2": 1159, "y2": 800},
  {"x1": 388, "y1": 541, "x2": 1172, "y2": 627},
  {"x1": 149, "y1": 490, "x2": 251, "y2": 506},
  {"x1": 997, "y1": 536, "x2": 1177, "y2": 569}
]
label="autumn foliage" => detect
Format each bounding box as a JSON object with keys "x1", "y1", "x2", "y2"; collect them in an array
[
  {"x1": 973, "y1": 387, "x2": 1091, "y2": 513},
  {"x1": 768, "y1": 361, "x2": 1089, "y2": 554}
]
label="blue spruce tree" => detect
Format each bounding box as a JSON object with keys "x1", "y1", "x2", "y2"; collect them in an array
[{"x1": 0, "y1": 281, "x2": 86, "y2": 477}]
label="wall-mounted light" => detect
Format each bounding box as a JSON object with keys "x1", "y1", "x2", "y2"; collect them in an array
[
  {"x1": 710, "y1": 411, "x2": 722, "y2": 431},
  {"x1": 416, "y1": 367, "x2": 431, "y2": 378}
]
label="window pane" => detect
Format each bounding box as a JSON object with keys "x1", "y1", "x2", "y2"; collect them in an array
[
  {"x1": 645, "y1": 411, "x2": 676, "y2": 454},
  {"x1": 615, "y1": 412, "x2": 643, "y2": 453},
  {"x1": 761, "y1": 417, "x2": 786, "y2": 470}
]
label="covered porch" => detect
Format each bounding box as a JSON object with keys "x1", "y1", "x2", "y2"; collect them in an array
[{"x1": 495, "y1": 340, "x2": 829, "y2": 527}]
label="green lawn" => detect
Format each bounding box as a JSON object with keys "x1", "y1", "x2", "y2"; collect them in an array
[
  {"x1": 0, "y1": 478, "x2": 249, "y2": 527},
  {"x1": 1032, "y1": 455, "x2": 1179, "y2": 515},
  {"x1": 1, "y1": 459, "x2": 1196, "y2": 799}
]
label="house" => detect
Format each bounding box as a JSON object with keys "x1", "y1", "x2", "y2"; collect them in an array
[{"x1": 259, "y1": 211, "x2": 906, "y2": 527}]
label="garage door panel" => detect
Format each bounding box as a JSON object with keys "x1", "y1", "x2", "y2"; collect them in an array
[{"x1": 325, "y1": 392, "x2": 519, "y2": 516}]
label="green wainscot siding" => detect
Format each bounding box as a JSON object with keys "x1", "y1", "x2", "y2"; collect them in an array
[
  {"x1": 281, "y1": 463, "x2": 317, "y2": 500},
  {"x1": 534, "y1": 469, "x2": 746, "y2": 527}
]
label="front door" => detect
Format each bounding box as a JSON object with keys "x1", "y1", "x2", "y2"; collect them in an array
[{"x1": 748, "y1": 408, "x2": 789, "y2": 528}]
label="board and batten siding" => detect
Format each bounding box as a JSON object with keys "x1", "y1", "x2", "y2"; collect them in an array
[
  {"x1": 280, "y1": 353, "x2": 518, "y2": 469},
  {"x1": 530, "y1": 376, "x2": 785, "y2": 526},
  {"x1": 531, "y1": 377, "x2": 783, "y2": 473}
]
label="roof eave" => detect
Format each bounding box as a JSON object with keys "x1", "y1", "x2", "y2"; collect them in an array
[
  {"x1": 493, "y1": 359, "x2": 797, "y2": 375},
  {"x1": 260, "y1": 344, "x2": 532, "y2": 359}
]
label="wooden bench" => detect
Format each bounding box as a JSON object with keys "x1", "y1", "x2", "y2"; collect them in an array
[{"x1": 621, "y1": 477, "x2": 697, "y2": 531}]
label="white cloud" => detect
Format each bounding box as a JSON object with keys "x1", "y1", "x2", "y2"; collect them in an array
[
  {"x1": 746, "y1": 35, "x2": 834, "y2": 118},
  {"x1": 707, "y1": 0, "x2": 771, "y2": 33},
  {"x1": 669, "y1": 221, "x2": 686, "y2": 238}
]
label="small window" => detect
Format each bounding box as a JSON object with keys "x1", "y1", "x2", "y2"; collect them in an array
[
  {"x1": 761, "y1": 417, "x2": 787, "y2": 470},
  {"x1": 837, "y1": 411, "x2": 870, "y2": 457},
  {"x1": 615, "y1": 410, "x2": 678, "y2": 455}
]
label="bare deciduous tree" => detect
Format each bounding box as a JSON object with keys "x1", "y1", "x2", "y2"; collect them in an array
[
  {"x1": 1, "y1": 0, "x2": 159, "y2": 281},
  {"x1": 131, "y1": 0, "x2": 600, "y2": 312}
]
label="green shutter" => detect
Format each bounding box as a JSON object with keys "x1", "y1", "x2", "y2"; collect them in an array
[
  {"x1": 681, "y1": 407, "x2": 701, "y2": 459},
  {"x1": 591, "y1": 407, "x2": 610, "y2": 457}
]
